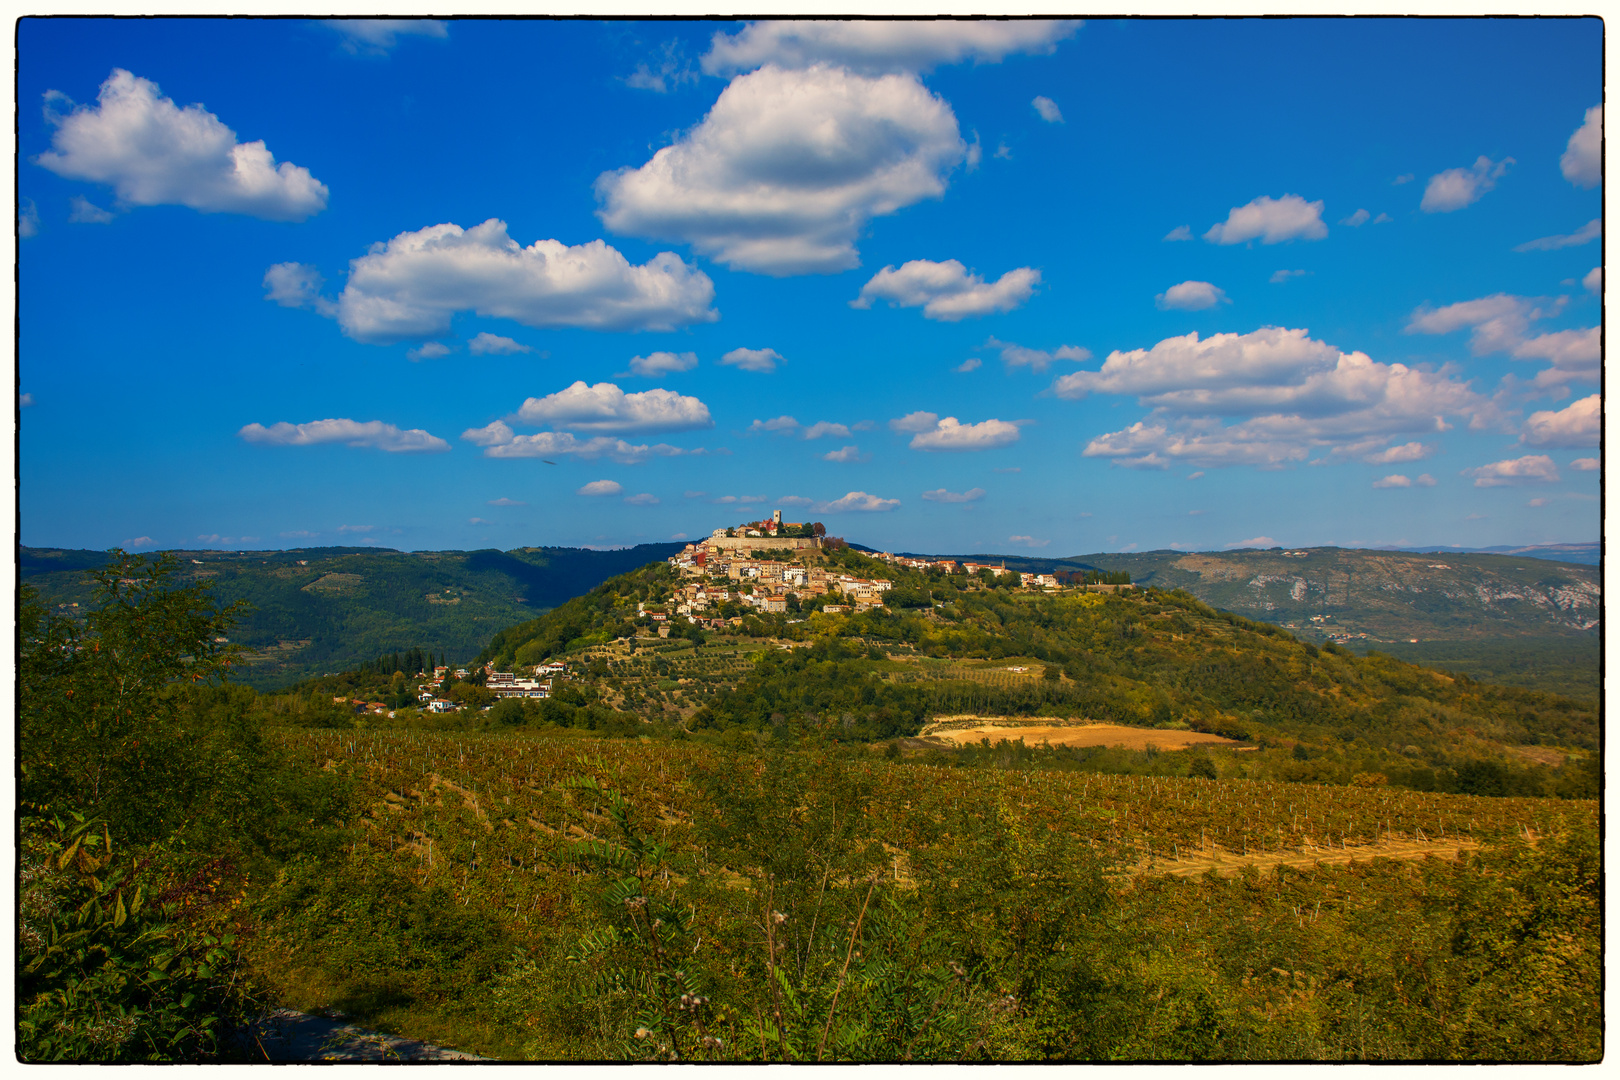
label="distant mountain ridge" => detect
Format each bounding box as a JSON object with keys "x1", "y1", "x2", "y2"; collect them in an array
[{"x1": 1380, "y1": 542, "x2": 1599, "y2": 565}]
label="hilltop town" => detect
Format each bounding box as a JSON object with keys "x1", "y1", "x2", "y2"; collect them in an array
[
  {"x1": 333, "y1": 510, "x2": 1133, "y2": 718},
  {"x1": 658, "y1": 509, "x2": 1108, "y2": 630}
]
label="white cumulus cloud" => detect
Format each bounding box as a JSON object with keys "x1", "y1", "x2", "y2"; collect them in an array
[
  {"x1": 407, "y1": 342, "x2": 451, "y2": 361},
  {"x1": 239, "y1": 418, "x2": 449, "y2": 453},
  {"x1": 1406, "y1": 293, "x2": 1598, "y2": 389},
  {"x1": 624, "y1": 492, "x2": 661, "y2": 506},
  {"x1": 1569, "y1": 457, "x2": 1599, "y2": 471},
  {"x1": 1363, "y1": 441, "x2": 1433, "y2": 464},
  {"x1": 1421, "y1": 156, "x2": 1512, "y2": 213},
  {"x1": 1372, "y1": 474, "x2": 1413, "y2": 488},
  {"x1": 596, "y1": 64, "x2": 967, "y2": 275},
  {"x1": 1163, "y1": 225, "x2": 1193, "y2": 241},
  {"x1": 515, "y1": 381, "x2": 712, "y2": 434},
  {"x1": 1514, "y1": 218, "x2": 1600, "y2": 252},
  {"x1": 1270, "y1": 269, "x2": 1310, "y2": 284},
  {"x1": 1032, "y1": 96, "x2": 1063, "y2": 123},
  {"x1": 1065, "y1": 326, "x2": 1495, "y2": 470},
  {"x1": 37, "y1": 69, "x2": 328, "y2": 221},
  {"x1": 1462, "y1": 455, "x2": 1560, "y2": 487},
  {"x1": 701, "y1": 19, "x2": 1079, "y2": 75},
  {"x1": 263, "y1": 262, "x2": 336, "y2": 316},
  {"x1": 478, "y1": 431, "x2": 697, "y2": 464},
  {"x1": 803, "y1": 421, "x2": 852, "y2": 440},
  {"x1": 578, "y1": 480, "x2": 624, "y2": 497},
  {"x1": 955, "y1": 358, "x2": 982, "y2": 373},
  {"x1": 1521, "y1": 394, "x2": 1599, "y2": 448},
  {"x1": 19, "y1": 199, "x2": 40, "y2": 237},
  {"x1": 747, "y1": 415, "x2": 800, "y2": 434},
  {"x1": 903, "y1": 415, "x2": 1022, "y2": 452},
  {"x1": 889, "y1": 411, "x2": 940, "y2": 434},
  {"x1": 1560, "y1": 105, "x2": 1601, "y2": 188},
  {"x1": 817, "y1": 490, "x2": 900, "y2": 513},
  {"x1": 332, "y1": 219, "x2": 716, "y2": 342},
  {"x1": 487, "y1": 497, "x2": 526, "y2": 506},
  {"x1": 921, "y1": 487, "x2": 985, "y2": 503},
  {"x1": 1583, "y1": 267, "x2": 1601, "y2": 294},
  {"x1": 720, "y1": 347, "x2": 785, "y2": 373},
  {"x1": 462, "y1": 421, "x2": 515, "y2": 447},
  {"x1": 852, "y1": 259, "x2": 1039, "y2": 319},
  {"x1": 1340, "y1": 209, "x2": 1371, "y2": 227},
  {"x1": 1008, "y1": 535, "x2": 1050, "y2": 547},
  {"x1": 469, "y1": 332, "x2": 532, "y2": 355},
  {"x1": 988, "y1": 338, "x2": 1090, "y2": 372},
  {"x1": 822, "y1": 445, "x2": 867, "y2": 463},
  {"x1": 1204, "y1": 194, "x2": 1327, "y2": 245},
  {"x1": 628, "y1": 350, "x2": 698, "y2": 376},
  {"x1": 1227, "y1": 537, "x2": 1278, "y2": 549},
  {"x1": 1156, "y1": 280, "x2": 1228, "y2": 311}
]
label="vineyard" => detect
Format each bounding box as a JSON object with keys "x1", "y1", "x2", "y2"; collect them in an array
[{"x1": 242, "y1": 727, "x2": 1600, "y2": 1061}]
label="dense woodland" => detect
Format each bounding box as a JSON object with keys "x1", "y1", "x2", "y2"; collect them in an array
[
  {"x1": 20, "y1": 543, "x2": 684, "y2": 689},
  {"x1": 16, "y1": 550, "x2": 1600, "y2": 1062}
]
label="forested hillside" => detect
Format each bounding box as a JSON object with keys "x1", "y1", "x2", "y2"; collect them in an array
[
  {"x1": 21, "y1": 543, "x2": 684, "y2": 688},
  {"x1": 876, "y1": 546, "x2": 1599, "y2": 697}
]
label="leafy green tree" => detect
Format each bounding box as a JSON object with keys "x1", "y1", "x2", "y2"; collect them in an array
[
  {"x1": 17, "y1": 550, "x2": 350, "y2": 1062},
  {"x1": 20, "y1": 551, "x2": 248, "y2": 844}
]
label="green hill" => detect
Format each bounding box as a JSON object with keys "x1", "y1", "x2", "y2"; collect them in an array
[
  {"x1": 20, "y1": 543, "x2": 684, "y2": 688},
  {"x1": 873, "y1": 546, "x2": 1598, "y2": 698},
  {"x1": 463, "y1": 547, "x2": 1596, "y2": 799}
]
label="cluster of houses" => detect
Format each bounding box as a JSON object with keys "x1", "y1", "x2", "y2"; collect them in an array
[
  {"x1": 871, "y1": 551, "x2": 1061, "y2": 589},
  {"x1": 667, "y1": 533, "x2": 894, "y2": 625},
  {"x1": 660, "y1": 509, "x2": 1090, "y2": 631},
  {"x1": 406, "y1": 660, "x2": 574, "y2": 713}
]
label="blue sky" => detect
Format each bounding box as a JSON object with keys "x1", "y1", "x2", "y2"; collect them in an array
[{"x1": 18, "y1": 17, "x2": 1602, "y2": 556}]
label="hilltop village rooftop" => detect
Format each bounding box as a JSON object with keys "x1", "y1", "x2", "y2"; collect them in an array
[{"x1": 664, "y1": 510, "x2": 1120, "y2": 626}]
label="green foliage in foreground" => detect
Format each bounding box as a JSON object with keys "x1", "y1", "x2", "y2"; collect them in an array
[
  {"x1": 252, "y1": 732, "x2": 1600, "y2": 1061},
  {"x1": 17, "y1": 812, "x2": 250, "y2": 1062},
  {"x1": 18, "y1": 553, "x2": 353, "y2": 1061}
]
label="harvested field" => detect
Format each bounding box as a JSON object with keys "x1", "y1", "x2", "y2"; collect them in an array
[
  {"x1": 1130, "y1": 835, "x2": 1483, "y2": 879},
  {"x1": 919, "y1": 717, "x2": 1243, "y2": 752}
]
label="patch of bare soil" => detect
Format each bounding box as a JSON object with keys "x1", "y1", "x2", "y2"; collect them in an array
[
  {"x1": 1508, "y1": 744, "x2": 1571, "y2": 767},
  {"x1": 920, "y1": 718, "x2": 1242, "y2": 752}
]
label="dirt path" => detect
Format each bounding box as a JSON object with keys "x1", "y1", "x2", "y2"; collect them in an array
[
  {"x1": 242, "y1": 1009, "x2": 487, "y2": 1062},
  {"x1": 1128, "y1": 836, "x2": 1481, "y2": 879}
]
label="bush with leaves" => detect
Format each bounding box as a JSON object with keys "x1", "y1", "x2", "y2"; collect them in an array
[{"x1": 17, "y1": 811, "x2": 256, "y2": 1062}]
